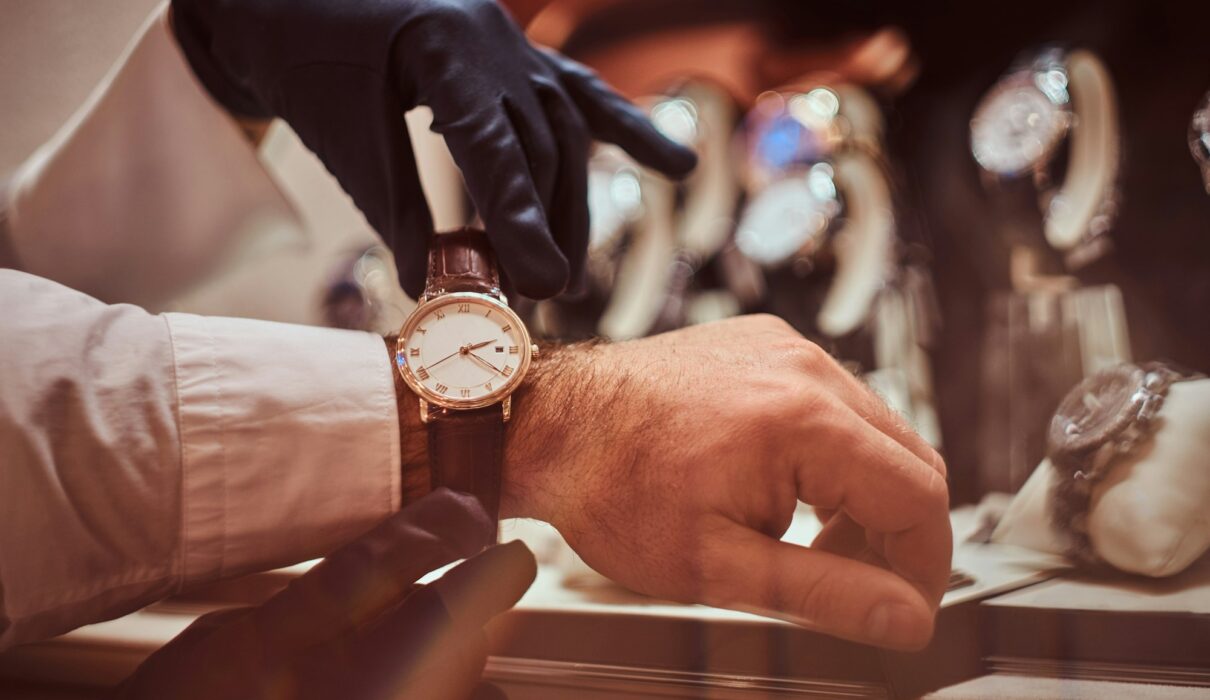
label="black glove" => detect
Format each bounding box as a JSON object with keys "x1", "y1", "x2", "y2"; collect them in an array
[
  {"x1": 171, "y1": 0, "x2": 697, "y2": 299},
  {"x1": 114, "y1": 489, "x2": 536, "y2": 700}
]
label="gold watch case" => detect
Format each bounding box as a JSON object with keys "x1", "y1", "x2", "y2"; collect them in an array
[{"x1": 394, "y1": 291, "x2": 535, "y2": 416}]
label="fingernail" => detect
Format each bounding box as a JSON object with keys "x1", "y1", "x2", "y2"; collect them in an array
[{"x1": 866, "y1": 602, "x2": 928, "y2": 649}]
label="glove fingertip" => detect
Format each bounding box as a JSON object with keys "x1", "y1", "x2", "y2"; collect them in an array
[
  {"x1": 656, "y1": 143, "x2": 699, "y2": 179},
  {"x1": 491, "y1": 236, "x2": 571, "y2": 300}
]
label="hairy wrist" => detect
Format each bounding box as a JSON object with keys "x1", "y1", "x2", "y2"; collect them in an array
[
  {"x1": 386, "y1": 334, "x2": 629, "y2": 526},
  {"x1": 502, "y1": 339, "x2": 630, "y2": 526}
]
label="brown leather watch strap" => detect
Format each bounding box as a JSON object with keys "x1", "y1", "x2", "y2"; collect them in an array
[
  {"x1": 423, "y1": 228, "x2": 502, "y2": 298},
  {"x1": 423, "y1": 228, "x2": 507, "y2": 542},
  {"x1": 428, "y1": 404, "x2": 505, "y2": 538}
]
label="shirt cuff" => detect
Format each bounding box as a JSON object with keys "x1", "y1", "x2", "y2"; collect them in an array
[{"x1": 165, "y1": 312, "x2": 401, "y2": 584}]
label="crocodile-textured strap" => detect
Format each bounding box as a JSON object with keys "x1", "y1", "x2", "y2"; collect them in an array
[
  {"x1": 423, "y1": 228, "x2": 501, "y2": 298},
  {"x1": 423, "y1": 228, "x2": 506, "y2": 542},
  {"x1": 428, "y1": 404, "x2": 505, "y2": 542}
]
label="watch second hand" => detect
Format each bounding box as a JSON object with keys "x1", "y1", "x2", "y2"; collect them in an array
[{"x1": 427, "y1": 347, "x2": 464, "y2": 370}]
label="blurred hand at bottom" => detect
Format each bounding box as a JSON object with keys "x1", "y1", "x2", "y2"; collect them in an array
[{"x1": 115, "y1": 489, "x2": 535, "y2": 700}]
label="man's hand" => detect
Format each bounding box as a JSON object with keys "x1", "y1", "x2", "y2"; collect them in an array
[
  {"x1": 117, "y1": 490, "x2": 536, "y2": 700},
  {"x1": 503, "y1": 315, "x2": 952, "y2": 651},
  {"x1": 171, "y1": 0, "x2": 697, "y2": 300}
]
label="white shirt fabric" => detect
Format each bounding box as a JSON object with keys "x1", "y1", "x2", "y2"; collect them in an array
[{"x1": 0, "y1": 7, "x2": 401, "y2": 649}]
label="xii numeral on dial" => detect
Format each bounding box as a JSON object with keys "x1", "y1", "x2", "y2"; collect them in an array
[{"x1": 457, "y1": 303, "x2": 470, "y2": 313}]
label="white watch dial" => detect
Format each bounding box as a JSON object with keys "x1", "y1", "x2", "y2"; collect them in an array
[
  {"x1": 971, "y1": 73, "x2": 1070, "y2": 177},
  {"x1": 398, "y1": 295, "x2": 529, "y2": 406},
  {"x1": 736, "y1": 167, "x2": 839, "y2": 266}
]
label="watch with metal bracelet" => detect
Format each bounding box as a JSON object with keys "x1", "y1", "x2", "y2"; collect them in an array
[
  {"x1": 394, "y1": 228, "x2": 538, "y2": 541},
  {"x1": 1047, "y1": 362, "x2": 1203, "y2": 564},
  {"x1": 970, "y1": 46, "x2": 1120, "y2": 268}
]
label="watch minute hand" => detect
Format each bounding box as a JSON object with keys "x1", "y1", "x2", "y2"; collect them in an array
[{"x1": 465, "y1": 351, "x2": 504, "y2": 375}]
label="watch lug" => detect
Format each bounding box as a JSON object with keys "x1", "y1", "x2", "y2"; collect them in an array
[
  {"x1": 502, "y1": 395, "x2": 511, "y2": 423},
  {"x1": 419, "y1": 399, "x2": 431, "y2": 424}
]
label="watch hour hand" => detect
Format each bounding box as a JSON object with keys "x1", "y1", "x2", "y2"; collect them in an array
[{"x1": 465, "y1": 339, "x2": 496, "y2": 351}]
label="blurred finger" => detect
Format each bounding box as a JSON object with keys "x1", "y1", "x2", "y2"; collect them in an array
[
  {"x1": 349, "y1": 542, "x2": 536, "y2": 699},
  {"x1": 434, "y1": 103, "x2": 570, "y2": 298},
  {"x1": 535, "y1": 80, "x2": 592, "y2": 292},
  {"x1": 540, "y1": 50, "x2": 698, "y2": 178},
  {"x1": 703, "y1": 526, "x2": 937, "y2": 651},
  {"x1": 430, "y1": 540, "x2": 537, "y2": 630},
  {"x1": 245, "y1": 489, "x2": 492, "y2": 655}
]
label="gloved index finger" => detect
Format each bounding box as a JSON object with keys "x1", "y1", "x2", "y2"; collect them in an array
[
  {"x1": 435, "y1": 102, "x2": 571, "y2": 299},
  {"x1": 540, "y1": 50, "x2": 698, "y2": 179},
  {"x1": 245, "y1": 488, "x2": 492, "y2": 656}
]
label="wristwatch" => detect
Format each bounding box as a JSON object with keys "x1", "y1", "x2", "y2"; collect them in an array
[
  {"x1": 970, "y1": 47, "x2": 1120, "y2": 268},
  {"x1": 971, "y1": 48, "x2": 1073, "y2": 179},
  {"x1": 394, "y1": 228, "x2": 538, "y2": 539},
  {"x1": 1189, "y1": 89, "x2": 1210, "y2": 194},
  {"x1": 735, "y1": 87, "x2": 847, "y2": 268},
  {"x1": 1047, "y1": 362, "x2": 1202, "y2": 564}
]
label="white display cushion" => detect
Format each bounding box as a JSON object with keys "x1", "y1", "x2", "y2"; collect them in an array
[{"x1": 992, "y1": 378, "x2": 1210, "y2": 577}]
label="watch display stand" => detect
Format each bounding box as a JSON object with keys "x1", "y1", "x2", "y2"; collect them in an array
[
  {"x1": 992, "y1": 378, "x2": 1210, "y2": 577},
  {"x1": 977, "y1": 278, "x2": 1131, "y2": 494}
]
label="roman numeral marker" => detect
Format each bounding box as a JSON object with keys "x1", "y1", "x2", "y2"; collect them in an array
[
  {"x1": 416, "y1": 367, "x2": 429, "y2": 380},
  {"x1": 501, "y1": 324, "x2": 511, "y2": 333},
  {"x1": 460, "y1": 388, "x2": 471, "y2": 398},
  {"x1": 484, "y1": 381, "x2": 493, "y2": 391},
  {"x1": 435, "y1": 310, "x2": 445, "y2": 320},
  {"x1": 509, "y1": 345, "x2": 519, "y2": 354},
  {"x1": 502, "y1": 366, "x2": 514, "y2": 377},
  {"x1": 457, "y1": 303, "x2": 470, "y2": 313},
  {"x1": 409, "y1": 348, "x2": 420, "y2": 357},
  {"x1": 435, "y1": 383, "x2": 449, "y2": 394}
]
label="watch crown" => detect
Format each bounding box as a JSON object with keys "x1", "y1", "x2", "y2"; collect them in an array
[{"x1": 531, "y1": 343, "x2": 540, "y2": 358}]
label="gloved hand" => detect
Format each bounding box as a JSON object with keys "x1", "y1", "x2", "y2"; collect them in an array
[
  {"x1": 171, "y1": 0, "x2": 697, "y2": 299},
  {"x1": 114, "y1": 489, "x2": 536, "y2": 700}
]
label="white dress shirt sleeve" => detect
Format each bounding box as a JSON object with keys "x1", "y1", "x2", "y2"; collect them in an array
[{"x1": 0, "y1": 5, "x2": 401, "y2": 649}]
